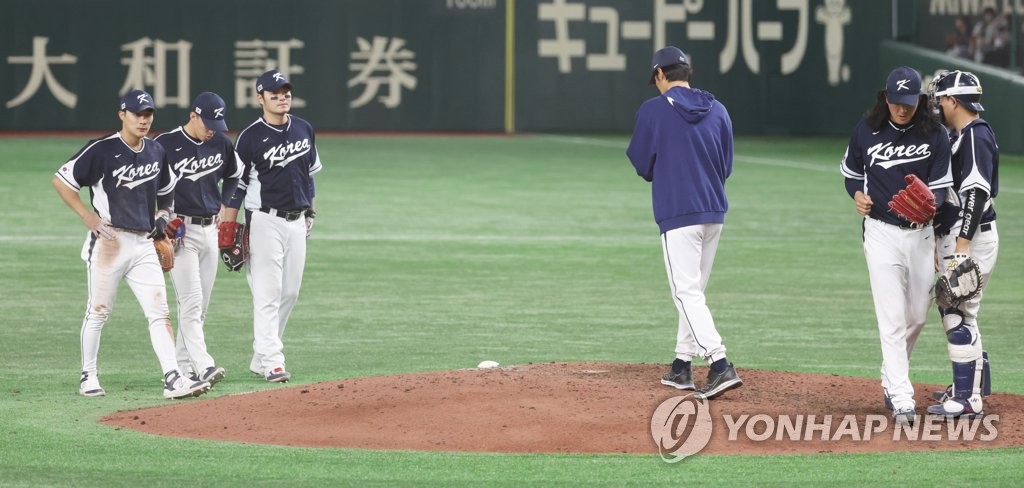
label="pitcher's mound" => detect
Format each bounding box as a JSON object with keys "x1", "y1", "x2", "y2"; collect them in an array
[{"x1": 101, "y1": 362, "x2": 1024, "y2": 454}]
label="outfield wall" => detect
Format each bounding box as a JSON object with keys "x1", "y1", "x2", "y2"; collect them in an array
[{"x1": 2, "y1": 0, "x2": 1022, "y2": 152}]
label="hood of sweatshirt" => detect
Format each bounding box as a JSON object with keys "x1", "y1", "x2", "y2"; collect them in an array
[{"x1": 662, "y1": 86, "x2": 715, "y2": 124}]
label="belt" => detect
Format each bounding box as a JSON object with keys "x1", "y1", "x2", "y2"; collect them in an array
[
  {"x1": 180, "y1": 215, "x2": 216, "y2": 226},
  {"x1": 115, "y1": 228, "x2": 149, "y2": 236},
  {"x1": 259, "y1": 207, "x2": 305, "y2": 221},
  {"x1": 898, "y1": 221, "x2": 928, "y2": 230}
]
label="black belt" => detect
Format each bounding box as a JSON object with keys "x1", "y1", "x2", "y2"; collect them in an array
[
  {"x1": 259, "y1": 207, "x2": 305, "y2": 221},
  {"x1": 181, "y1": 215, "x2": 215, "y2": 226},
  {"x1": 898, "y1": 221, "x2": 928, "y2": 230}
]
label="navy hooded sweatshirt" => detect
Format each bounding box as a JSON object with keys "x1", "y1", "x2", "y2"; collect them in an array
[{"x1": 627, "y1": 85, "x2": 733, "y2": 234}]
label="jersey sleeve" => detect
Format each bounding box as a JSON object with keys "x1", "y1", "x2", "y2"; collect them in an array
[
  {"x1": 959, "y1": 124, "x2": 996, "y2": 197},
  {"x1": 55, "y1": 138, "x2": 106, "y2": 191},
  {"x1": 227, "y1": 133, "x2": 252, "y2": 209},
  {"x1": 839, "y1": 128, "x2": 864, "y2": 180},
  {"x1": 220, "y1": 140, "x2": 243, "y2": 206},
  {"x1": 309, "y1": 144, "x2": 323, "y2": 176},
  {"x1": 926, "y1": 130, "x2": 953, "y2": 191},
  {"x1": 223, "y1": 140, "x2": 243, "y2": 180},
  {"x1": 155, "y1": 142, "x2": 176, "y2": 197}
]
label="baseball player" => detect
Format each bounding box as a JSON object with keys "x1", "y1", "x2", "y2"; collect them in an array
[
  {"x1": 627, "y1": 46, "x2": 742, "y2": 400},
  {"x1": 927, "y1": 70, "x2": 999, "y2": 418},
  {"x1": 840, "y1": 66, "x2": 952, "y2": 425},
  {"x1": 154, "y1": 92, "x2": 241, "y2": 386},
  {"x1": 222, "y1": 69, "x2": 322, "y2": 383},
  {"x1": 51, "y1": 89, "x2": 211, "y2": 399}
]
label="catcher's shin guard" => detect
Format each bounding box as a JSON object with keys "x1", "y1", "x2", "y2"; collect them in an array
[
  {"x1": 932, "y1": 353, "x2": 989, "y2": 403},
  {"x1": 927, "y1": 359, "x2": 984, "y2": 418}
]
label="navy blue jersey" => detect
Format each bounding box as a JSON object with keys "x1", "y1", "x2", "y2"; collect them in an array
[
  {"x1": 55, "y1": 133, "x2": 174, "y2": 231},
  {"x1": 948, "y1": 118, "x2": 998, "y2": 223},
  {"x1": 233, "y1": 115, "x2": 322, "y2": 211},
  {"x1": 155, "y1": 127, "x2": 242, "y2": 216},
  {"x1": 840, "y1": 119, "x2": 953, "y2": 226}
]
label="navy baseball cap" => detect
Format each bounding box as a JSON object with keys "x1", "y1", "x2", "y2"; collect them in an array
[
  {"x1": 649, "y1": 46, "x2": 688, "y2": 83},
  {"x1": 885, "y1": 66, "x2": 922, "y2": 106},
  {"x1": 256, "y1": 69, "x2": 292, "y2": 93},
  {"x1": 192, "y1": 92, "x2": 228, "y2": 132},
  {"x1": 119, "y1": 89, "x2": 155, "y2": 113}
]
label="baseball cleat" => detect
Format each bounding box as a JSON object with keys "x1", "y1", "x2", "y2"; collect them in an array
[
  {"x1": 163, "y1": 370, "x2": 211, "y2": 400},
  {"x1": 660, "y1": 369, "x2": 695, "y2": 390},
  {"x1": 79, "y1": 371, "x2": 106, "y2": 397},
  {"x1": 694, "y1": 363, "x2": 742, "y2": 400},
  {"x1": 893, "y1": 406, "x2": 916, "y2": 426},
  {"x1": 883, "y1": 395, "x2": 894, "y2": 411},
  {"x1": 926, "y1": 398, "x2": 983, "y2": 419},
  {"x1": 931, "y1": 385, "x2": 953, "y2": 403},
  {"x1": 265, "y1": 367, "x2": 291, "y2": 383},
  {"x1": 200, "y1": 366, "x2": 226, "y2": 385}
]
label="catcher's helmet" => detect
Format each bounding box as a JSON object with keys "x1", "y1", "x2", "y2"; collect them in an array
[{"x1": 930, "y1": 70, "x2": 984, "y2": 112}]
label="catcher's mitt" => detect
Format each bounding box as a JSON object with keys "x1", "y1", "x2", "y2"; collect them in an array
[
  {"x1": 153, "y1": 237, "x2": 175, "y2": 272},
  {"x1": 219, "y1": 222, "x2": 248, "y2": 272},
  {"x1": 888, "y1": 174, "x2": 936, "y2": 224},
  {"x1": 935, "y1": 254, "x2": 983, "y2": 308}
]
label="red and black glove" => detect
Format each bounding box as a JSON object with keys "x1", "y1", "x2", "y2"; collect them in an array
[
  {"x1": 218, "y1": 221, "x2": 241, "y2": 249},
  {"x1": 218, "y1": 222, "x2": 248, "y2": 272},
  {"x1": 888, "y1": 174, "x2": 936, "y2": 224}
]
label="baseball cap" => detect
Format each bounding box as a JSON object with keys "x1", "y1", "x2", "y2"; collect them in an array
[
  {"x1": 652, "y1": 46, "x2": 689, "y2": 72},
  {"x1": 192, "y1": 92, "x2": 229, "y2": 132},
  {"x1": 885, "y1": 66, "x2": 922, "y2": 106},
  {"x1": 119, "y1": 89, "x2": 155, "y2": 113},
  {"x1": 256, "y1": 69, "x2": 293, "y2": 93}
]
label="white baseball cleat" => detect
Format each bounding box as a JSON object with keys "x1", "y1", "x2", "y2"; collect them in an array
[
  {"x1": 265, "y1": 367, "x2": 291, "y2": 383},
  {"x1": 199, "y1": 366, "x2": 226, "y2": 385},
  {"x1": 79, "y1": 371, "x2": 106, "y2": 397},
  {"x1": 163, "y1": 370, "x2": 211, "y2": 399}
]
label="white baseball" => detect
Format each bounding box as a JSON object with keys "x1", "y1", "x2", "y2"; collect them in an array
[{"x1": 477, "y1": 360, "x2": 500, "y2": 369}]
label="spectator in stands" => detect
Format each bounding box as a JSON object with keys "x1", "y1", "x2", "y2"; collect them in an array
[
  {"x1": 946, "y1": 15, "x2": 973, "y2": 60},
  {"x1": 973, "y1": 7, "x2": 1010, "y2": 67},
  {"x1": 988, "y1": 12, "x2": 1012, "y2": 67}
]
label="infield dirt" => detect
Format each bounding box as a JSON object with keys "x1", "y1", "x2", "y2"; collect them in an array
[{"x1": 102, "y1": 362, "x2": 1024, "y2": 454}]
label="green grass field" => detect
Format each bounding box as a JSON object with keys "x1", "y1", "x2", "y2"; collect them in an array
[{"x1": 1, "y1": 134, "x2": 1022, "y2": 487}]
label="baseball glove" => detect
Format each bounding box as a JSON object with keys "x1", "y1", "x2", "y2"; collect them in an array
[
  {"x1": 164, "y1": 217, "x2": 185, "y2": 240},
  {"x1": 219, "y1": 222, "x2": 248, "y2": 272},
  {"x1": 888, "y1": 174, "x2": 936, "y2": 224},
  {"x1": 935, "y1": 254, "x2": 983, "y2": 308},
  {"x1": 153, "y1": 237, "x2": 175, "y2": 272},
  {"x1": 218, "y1": 221, "x2": 241, "y2": 249},
  {"x1": 149, "y1": 214, "x2": 170, "y2": 240}
]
